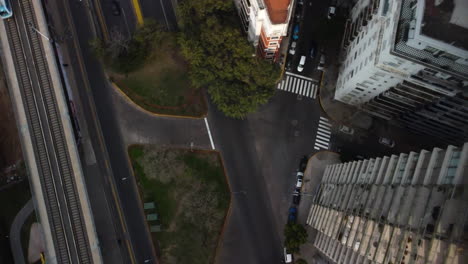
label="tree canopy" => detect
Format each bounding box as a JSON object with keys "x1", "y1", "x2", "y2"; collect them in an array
[
  {"x1": 284, "y1": 223, "x2": 308, "y2": 254},
  {"x1": 177, "y1": 0, "x2": 280, "y2": 118},
  {"x1": 90, "y1": 20, "x2": 167, "y2": 74}
]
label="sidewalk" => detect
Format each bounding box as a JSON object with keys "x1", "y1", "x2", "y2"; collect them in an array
[
  {"x1": 319, "y1": 62, "x2": 373, "y2": 130},
  {"x1": 295, "y1": 151, "x2": 340, "y2": 263}
]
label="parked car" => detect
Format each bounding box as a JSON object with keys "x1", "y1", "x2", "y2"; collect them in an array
[
  {"x1": 292, "y1": 190, "x2": 301, "y2": 205},
  {"x1": 379, "y1": 137, "x2": 395, "y2": 148},
  {"x1": 111, "y1": 1, "x2": 121, "y2": 16},
  {"x1": 283, "y1": 247, "x2": 293, "y2": 263},
  {"x1": 292, "y1": 24, "x2": 300, "y2": 40},
  {"x1": 295, "y1": 172, "x2": 303, "y2": 189},
  {"x1": 327, "y1": 6, "x2": 336, "y2": 19},
  {"x1": 297, "y1": 55, "x2": 306, "y2": 72},
  {"x1": 299, "y1": 155, "x2": 308, "y2": 172},
  {"x1": 289, "y1": 41, "x2": 297, "y2": 55},
  {"x1": 288, "y1": 207, "x2": 297, "y2": 223},
  {"x1": 339, "y1": 125, "x2": 355, "y2": 135},
  {"x1": 317, "y1": 53, "x2": 325, "y2": 71},
  {"x1": 309, "y1": 42, "x2": 317, "y2": 59}
]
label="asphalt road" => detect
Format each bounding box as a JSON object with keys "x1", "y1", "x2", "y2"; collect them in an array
[{"x1": 43, "y1": 1, "x2": 158, "y2": 263}]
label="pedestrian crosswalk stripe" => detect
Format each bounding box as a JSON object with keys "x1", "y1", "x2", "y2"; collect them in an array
[
  {"x1": 317, "y1": 127, "x2": 331, "y2": 135},
  {"x1": 286, "y1": 71, "x2": 315, "y2": 81},
  {"x1": 314, "y1": 116, "x2": 332, "y2": 151},
  {"x1": 276, "y1": 73, "x2": 319, "y2": 99}
]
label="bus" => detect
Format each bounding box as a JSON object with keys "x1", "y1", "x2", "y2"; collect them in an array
[{"x1": 0, "y1": 0, "x2": 12, "y2": 19}]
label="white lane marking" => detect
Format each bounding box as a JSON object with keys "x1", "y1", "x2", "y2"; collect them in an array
[
  {"x1": 320, "y1": 116, "x2": 329, "y2": 121},
  {"x1": 319, "y1": 120, "x2": 332, "y2": 127},
  {"x1": 285, "y1": 71, "x2": 315, "y2": 81},
  {"x1": 314, "y1": 146, "x2": 320, "y2": 150},
  {"x1": 312, "y1": 84, "x2": 317, "y2": 98},
  {"x1": 204, "y1": 117, "x2": 215, "y2": 150},
  {"x1": 317, "y1": 127, "x2": 331, "y2": 135}
]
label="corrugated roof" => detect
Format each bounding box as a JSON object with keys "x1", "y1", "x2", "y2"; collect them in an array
[{"x1": 263, "y1": 0, "x2": 291, "y2": 24}]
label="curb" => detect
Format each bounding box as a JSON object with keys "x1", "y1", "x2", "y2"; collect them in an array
[
  {"x1": 317, "y1": 71, "x2": 337, "y2": 124},
  {"x1": 212, "y1": 152, "x2": 232, "y2": 264},
  {"x1": 110, "y1": 81, "x2": 208, "y2": 120},
  {"x1": 125, "y1": 144, "x2": 160, "y2": 264}
]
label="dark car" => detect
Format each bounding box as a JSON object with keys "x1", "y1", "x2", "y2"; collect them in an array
[
  {"x1": 299, "y1": 155, "x2": 308, "y2": 172},
  {"x1": 292, "y1": 190, "x2": 301, "y2": 205},
  {"x1": 111, "y1": 1, "x2": 121, "y2": 16},
  {"x1": 288, "y1": 207, "x2": 297, "y2": 223},
  {"x1": 309, "y1": 42, "x2": 317, "y2": 59},
  {"x1": 292, "y1": 25, "x2": 299, "y2": 40}
]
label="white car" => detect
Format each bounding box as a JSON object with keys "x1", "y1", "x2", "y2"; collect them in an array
[
  {"x1": 379, "y1": 137, "x2": 395, "y2": 148},
  {"x1": 327, "y1": 6, "x2": 336, "y2": 19},
  {"x1": 289, "y1": 41, "x2": 297, "y2": 55},
  {"x1": 296, "y1": 171, "x2": 304, "y2": 189},
  {"x1": 297, "y1": 55, "x2": 306, "y2": 72},
  {"x1": 317, "y1": 54, "x2": 325, "y2": 71},
  {"x1": 339, "y1": 125, "x2": 354, "y2": 135}
]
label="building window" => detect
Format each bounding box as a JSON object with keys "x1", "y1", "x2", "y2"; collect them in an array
[
  {"x1": 270, "y1": 36, "x2": 279, "y2": 40},
  {"x1": 269, "y1": 42, "x2": 278, "y2": 46}
]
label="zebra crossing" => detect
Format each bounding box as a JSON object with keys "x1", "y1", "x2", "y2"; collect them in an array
[
  {"x1": 277, "y1": 72, "x2": 318, "y2": 99},
  {"x1": 314, "y1": 116, "x2": 332, "y2": 150}
]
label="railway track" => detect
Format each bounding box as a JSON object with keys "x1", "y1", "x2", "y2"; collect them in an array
[{"x1": 4, "y1": 0, "x2": 92, "y2": 263}]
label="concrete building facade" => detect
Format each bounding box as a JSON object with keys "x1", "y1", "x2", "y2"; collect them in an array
[
  {"x1": 235, "y1": 0, "x2": 294, "y2": 61},
  {"x1": 335, "y1": 0, "x2": 468, "y2": 145},
  {"x1": 307, "y1": 142, "x2": 468, "y2": 264}
]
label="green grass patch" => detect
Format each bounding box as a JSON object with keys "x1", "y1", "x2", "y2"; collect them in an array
[
  {"x1": 111, "y1": 36, "x2": 206, "y2": 117},
  {"x1": 128, "y1": 145, "x2": 230, "y2": 264}
]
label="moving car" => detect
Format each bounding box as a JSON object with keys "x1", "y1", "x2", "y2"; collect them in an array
[
  {"x1": 111, "y1": 1, "x2": 121, "y2": 16},
  {"x1": 288, "y1": 207, "x2": 297, "y2": 223},
  {"x1": 327, "y1": 6, "x2": 336, "y2": 19},
  {"x1": 339, "y1": 125, "x2": 354, "y2": 135},
  {"x1": 317, "y1": 53, "x2": 325, "y2": 71},
  {"x1": 309, "y1": 42, "x2": 317, "y2": 59},
  {"x1": 292, "y1": 24, "x2": 300, "y2": 40},
  {"x1": 379, "y1": 137, "x2": 395, "y2": 148},
  {"x1": 297, "y1": 55, "x2": 306, "y2": 72},
  {"x1": 289, "y1": 41, "x2": 297, "y2": 55}
]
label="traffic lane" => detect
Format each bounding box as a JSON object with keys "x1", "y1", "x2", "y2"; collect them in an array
[
  {"x1": 247, "y1": 91, "x2": 322, "y2": 232},
  {"x1": 68, "y1": 4, "x2": 156, "y2": 263},
  {"x1": 111, "y1": 90, "x2": 211, "y2": 149},
  {"x1": 139, "y1": 0, "x2": 178, "y2": 30},
  {"x1": 100, "y1": 0, "x2": 136, "y2": 38},
  {"x1": 207, "y1": 102, "x2": 282, "y2": 264}
]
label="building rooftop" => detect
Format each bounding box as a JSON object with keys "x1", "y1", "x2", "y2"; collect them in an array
[
  {"x1": 263, "y1": 0, "x2": 290, "y2": 24},
  {"x1": 420, "y1": 0, "x2": 468, "y2": 50}
]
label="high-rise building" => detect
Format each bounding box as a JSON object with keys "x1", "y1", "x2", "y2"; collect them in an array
[
  {"x1": 334, "y1": 0, "x2": 468, "y2": 145},
  {"x1": 235, "y1": 0, "x2": 294, "y2": 61},
  {"x1": 307, "y1": 142, "x2": 468, "y2": 264}
]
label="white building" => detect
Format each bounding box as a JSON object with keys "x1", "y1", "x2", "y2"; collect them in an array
[
  {"x1": 235, "y1": 0, "x2": 294, "y2": 61},
  {"x1": 307, "y1": 142, "x2": 468, "y2": 264},
  {"x1": 335, "y1": 0, "x2": 468, "y2": 145}
]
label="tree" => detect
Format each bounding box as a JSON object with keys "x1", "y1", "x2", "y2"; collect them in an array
[
  {"x1": 284, "y1": 223, "x2": 308, "y2": 254},
  {"x1": 177, "y1": 0, "x2": 280, "y2": 118},
  {"x1": 90, "y1": 19, "x2": 168, "y2": 74}
]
